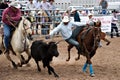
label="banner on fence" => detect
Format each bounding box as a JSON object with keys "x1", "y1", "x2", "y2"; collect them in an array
[{"x1": 80, "y1": 16, "x2": 112, "y2": 32}]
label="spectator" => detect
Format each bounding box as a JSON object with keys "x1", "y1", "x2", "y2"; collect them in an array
[
  {"x1": 54, "y1": 8, "x2": 62, "y2": 27},
  {"x1": 70, "y1": 8, "x2": 83, "y2": 37},
  {"x1": 71, "y1": 8, "x2": 81, "y2": 22},
  {"x1": 33, "y1": 0, "x2": 41, "y2": 34},
  {"x1": 0, "y1": 0, "x2": 9, "y2": 27},
  {"x1": 26, "y1": 0, "x2": 36, "y2": 10},
  {"x1": 87, "y1": 13, "x2": 94, "y2": 26},
  {"x1": 62, "y1": 10, "x2": 70, "y2": 19},
  {"x1": 49, "y1": 0, "x2": 56, "y2": 15},
  {"x1": 99, "y1": 0, "x2": 108, "y2": 14},
  {"x1": 40, "y1": 0, "x2": 51, "y2": 17},
  {"x1": 2, "y1": 1, "x2": 21, "y2": 52},
  {"x1": 111, "y1": 10, "x2": 119, "y2": 38},
  {"x1": 26, "y1": 0, "x2": 36, "y2": 35},
  {"x1": 33, "y1": 0, "x2": 41, "y2": 10},
  {"x1": 39, "y1": 0, "x2": 51, "y2": 35}
]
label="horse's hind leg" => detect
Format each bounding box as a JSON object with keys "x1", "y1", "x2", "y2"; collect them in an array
[
  {"x1": 4, "y1": 51, "x2": 17, "y2": 69},
  {"x1": 66, "y1": 45, "x2": 73, "y2": 61},
  {"x1": 75, "y1": 52, "x2": 80, "y2": 61},
  {"x1": 103, "y1": 38, "x2": 110, "y2": 45},
  {"x1": 101, "y1": 32, "x2": 110, "y2": 45}
]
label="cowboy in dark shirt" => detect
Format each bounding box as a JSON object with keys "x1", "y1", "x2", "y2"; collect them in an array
[{"x1": 71, "y1": 8, "x2": 81, "y2": 22}]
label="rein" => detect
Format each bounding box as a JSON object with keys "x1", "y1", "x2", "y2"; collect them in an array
[{"x1": 23, "y1": 19, "x2": 29, "y2": 51}]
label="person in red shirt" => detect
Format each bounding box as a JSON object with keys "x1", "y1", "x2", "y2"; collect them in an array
[{"x1": 2, "y1": 1, "x2": 21, "y2": 52}]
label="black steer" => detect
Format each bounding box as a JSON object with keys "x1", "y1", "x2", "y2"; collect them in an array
[{"x1": 31, "y1": 40, "x2": 59, "y2": 77}]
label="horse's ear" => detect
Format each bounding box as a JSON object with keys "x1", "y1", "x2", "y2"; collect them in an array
[
  {"x1": 94, "y1": 22, "x2": 96, "y2": 26},
  {"x1": 26, "y1": 17, "x2": 32, "y2": 22}
]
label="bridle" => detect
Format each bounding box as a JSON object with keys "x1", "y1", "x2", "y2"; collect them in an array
[{"x1": 22, "y1": 19, "x2": 31, "y2": 51}]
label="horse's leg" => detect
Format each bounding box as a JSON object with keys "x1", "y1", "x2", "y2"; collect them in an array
[
  {"x1": 66, "y1": 45, "x2": 73, "y2": 61},
  {"x1": 82, "y1": 61, "x2": 88, "y2": 72},
  {"x1": 75, "y1": 51, "x2": 80, "y2": 61},
  {"x1": 15, "y1": 52, "x2": 26, "y2": 67},
  {"x1": 102, "y1": 38, "x2": 110, "y2": 45},
  {"x1": 100, "y1": 32, "x2": 110, "y2": 45},
  {"x1": 4, "y1": 51, "x2": 17, "y2": 69},
  {"x1": 25, "y1": 49, "x2": 31, "y2": 64},
  {"x1": 86, "y1": 54, "x2": 95, "y2": 77}
]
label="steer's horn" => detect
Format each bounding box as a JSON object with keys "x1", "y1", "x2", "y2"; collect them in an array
[{"x1": 55, "y1": 40, "x2": 64, "y2": 44}]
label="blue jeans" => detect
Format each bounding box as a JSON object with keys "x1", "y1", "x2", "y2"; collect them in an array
[{"x1": 3, "y1": 24, "x2": 13, "y2": 49}]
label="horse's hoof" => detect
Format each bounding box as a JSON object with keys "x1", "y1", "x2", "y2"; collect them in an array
[
  {"x1": 66, "y1": 59, "x2": 70, "y2": 61},
  {"x1": 17, "y1": 63, "x2": 22, "y2": 67},
  {"x1": 106, "y1": 42, "x2": 110, "y2": 45},
  {"x1": 90, "y1": 73, "x2": 95, "y2": 77},
  {"x1": 75, "y1": 58, "x2": 80, "y2": 61},
  {"x1": 54, "y1": 74, "x2": 59, "y2": 78},
  {"x1": 26, "y1": 63, "x2": 31, "y2": 67}
]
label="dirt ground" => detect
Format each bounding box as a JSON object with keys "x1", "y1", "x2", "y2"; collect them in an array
[{"x1": 0, "y1": 35, "x2": 120, "y2": 80}]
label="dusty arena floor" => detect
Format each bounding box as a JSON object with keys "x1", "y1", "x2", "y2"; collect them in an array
[{"x1": 0, "y1": 35, "x2": 120, "y2": 80}]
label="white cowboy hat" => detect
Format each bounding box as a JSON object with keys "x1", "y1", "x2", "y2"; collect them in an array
[
  {"x1": 9, "y1": 1, "x2": 21, "y2": 9},
  {"x1": 71, "y1": 8, "x2": 76, "y2": 13},
  {"x1": 88, "y1": 13, "x2": 93, "y2": 17},
  {"x1": 38, "y1": 10, "x2": 42, "y2": 14},
  {"x1": 56, "y1": 8, "x2": 60, "y2": 11},
  {"x1": 62, "y1": 16, "x2": 70, "y2": 22}
]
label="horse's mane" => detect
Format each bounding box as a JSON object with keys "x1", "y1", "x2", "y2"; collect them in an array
[{"x1": 26, "y1": 17, "x2": 32, "y2": 23}]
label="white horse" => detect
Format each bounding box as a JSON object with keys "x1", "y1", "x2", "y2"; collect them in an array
[{"x1": 0, "y1": 17, "x2": 32, "y2": 68}]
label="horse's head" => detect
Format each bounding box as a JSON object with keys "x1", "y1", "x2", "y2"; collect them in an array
[
  {"x1": 93, "y1": 25, "x2": 101, "y2": 46},
  {"x1": 94, "y1": 19, "x2": 101, "y2": 27},
  {"x1": 18, "y1": 17, "x2": 33, "y2": 40}
]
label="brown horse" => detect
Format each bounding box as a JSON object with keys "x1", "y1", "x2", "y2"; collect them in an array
[{"x1": 66, "y1": 20, "x2": 101, "y2": 77}]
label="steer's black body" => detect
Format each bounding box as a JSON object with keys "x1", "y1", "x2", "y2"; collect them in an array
[{"x1": 31, "y1": 40, "x2": 59, "y2": 77}]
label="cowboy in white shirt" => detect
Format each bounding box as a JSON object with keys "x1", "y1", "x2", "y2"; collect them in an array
[{"x1": 47, "y1": 16, "x2": 87, "y2": 53}]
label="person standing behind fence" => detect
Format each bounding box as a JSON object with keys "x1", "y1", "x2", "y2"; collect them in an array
[
  {"x1": 71, "y1": 8, "x2": 81, "y2": 22},
  {"x1": 111, "y1": 10, "x2": 119, "y2": 38},
  {"x1": 54, "y1": 8, "x2": 62, "y2": 28},
  {"x1": 26, "y1": 0, "x2": 36, "y2": 35},
  {"x1": 62, "y1": 10, "x2": 70, "y2": 19},
  {"x1": 0, "y1": 0, "x2": 9, "y2": 27},
  {"x1": 87, "y1": 13, "x2": 94, "y2": 26},
  {"x1": 33, "y1": 0, "x2": 41, "y2": 10},
  {"x1": 40, "y1": 0, "x2": 51, "y2": 19},
  {"x1": 99, "y1": 0, "x2": 108, "y2": 15},
  {"x1": 33, "y1": 0, "x2": 41, "y2": 34},
  {"x1": 39, "y1": 0, "x2": 51, "y2": 35},
  {"x1": 49, "y1": 0, "x2": 56, "y2": 13},
  {"x1": 26, "y1": 0, "x2": 36, "y2": 16}
]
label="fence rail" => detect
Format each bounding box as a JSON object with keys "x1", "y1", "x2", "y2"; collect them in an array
[{"x1": 0, "y1": 9, "x2": 120, "y2": 36}]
